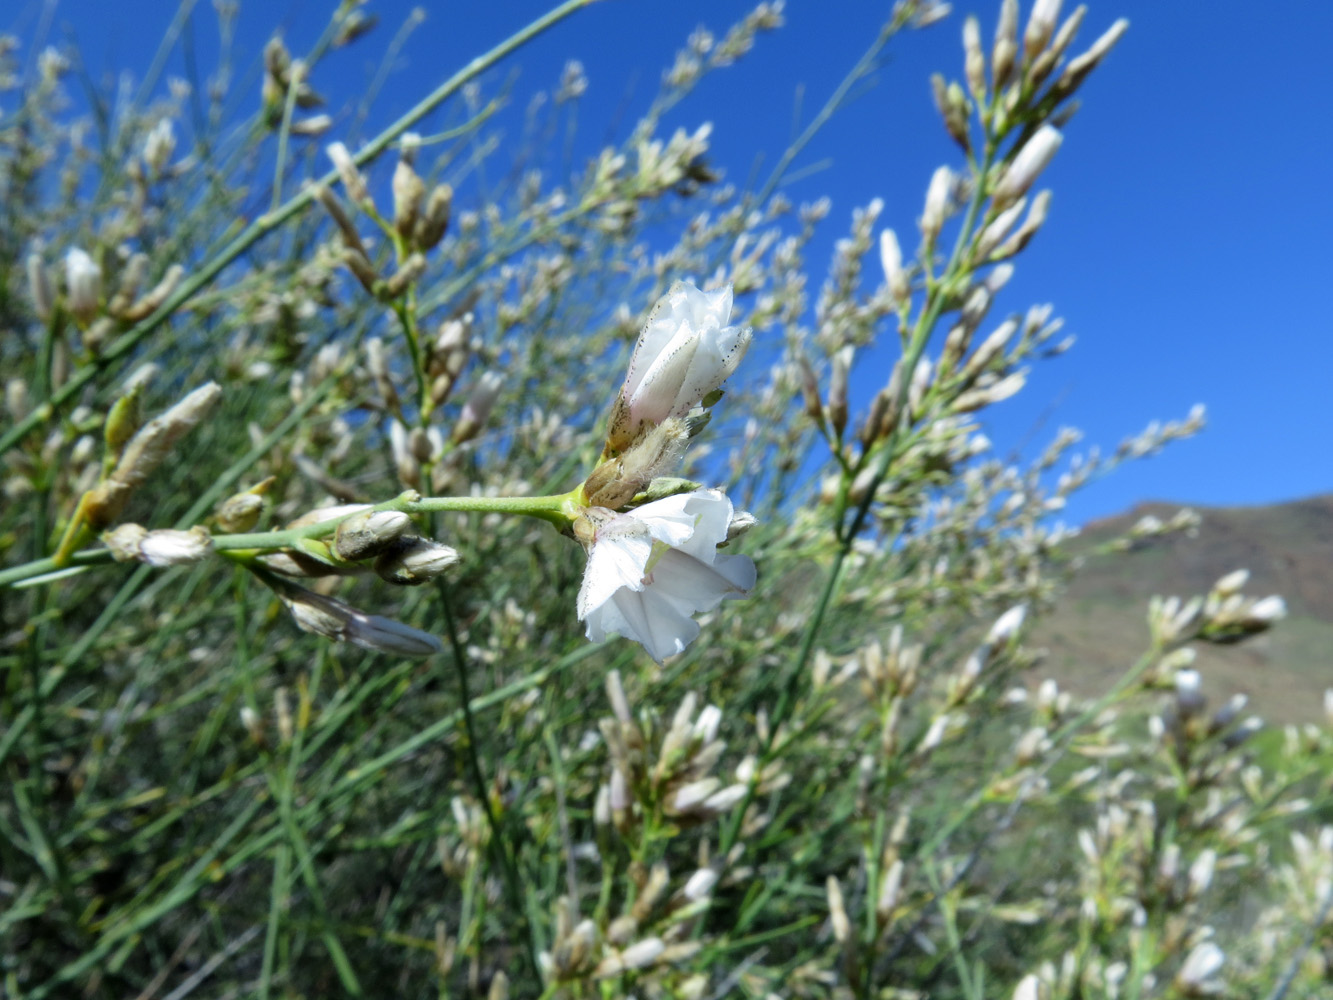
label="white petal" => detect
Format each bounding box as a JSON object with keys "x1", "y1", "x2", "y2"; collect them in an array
[{"x1": 577, "y1": 529, "x2": 655, "y2": 618}]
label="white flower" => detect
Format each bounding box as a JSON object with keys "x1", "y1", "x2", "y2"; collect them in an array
[
  {"x1": 608, "y1": 282, "x2": 751, "y2": 451},
  {"x1": 577, "y1": 488, "x2": 756, "y2": 663}
]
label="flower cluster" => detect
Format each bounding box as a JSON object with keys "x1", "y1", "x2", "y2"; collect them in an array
[{"x1": 574, "y1": 281, "x2": 756, "y2": 661}]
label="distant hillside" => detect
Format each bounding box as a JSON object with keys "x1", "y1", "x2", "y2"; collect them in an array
[{"x1": 1035, "y1": 494, "x2": 1333, "y2": 723}]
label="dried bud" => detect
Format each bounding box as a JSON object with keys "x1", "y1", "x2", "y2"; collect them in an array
[
  {"x1": 277, "y1": 581, "x2": 443, "y2": 657},
  {"x1": 216, "y1": 492, "x2": 265, "y2": 533},
  {"x1": 414, "y1": 183, "x2": 453, "y2": 250},
  {"x1": 27, "y1": 253, "x2": 53, "y2": 321},
  {"x1": 393, "y1": 159, "x2": 426, "y2": 240},
  {"x1": 992, "y1": 0, "x2": 1019, "y2": 91},
  {"x1": 374, "y1": 536, "x2": 461, "y2": 585},
  {"x1": 453, "y1": 371, "x2": 503, "y2": 443},
  {"x1": 326, "y1": 141, "x2": 369, "y2": 205},
  {"x1": 963, "y1": 17, "x2": 986, "y2": 96},
  {"x1": 333, "y1": 508, "x2": 413, "y2": 560}
]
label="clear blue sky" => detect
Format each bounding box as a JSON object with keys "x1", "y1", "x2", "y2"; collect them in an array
[{"x1": 11, "y1": 0, "x2": 1331, "y2": 525}]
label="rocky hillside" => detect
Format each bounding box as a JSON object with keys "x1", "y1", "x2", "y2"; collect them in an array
[{"x1": 1036, "y1": 494, "x2": 1333, "y2": 723}]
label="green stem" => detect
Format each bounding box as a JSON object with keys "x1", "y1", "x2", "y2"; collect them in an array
[{"x1": 0, "y1": 491, "x2": 581, "y2": 589}]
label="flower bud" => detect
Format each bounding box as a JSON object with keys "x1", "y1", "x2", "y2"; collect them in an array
[
  {"x1": 414, "y1": 183, "x2": 453, "y2": 250},
  {"x1": 215, "y1": 492, "x2": 265, "y2": 533},
  {"x1": 879, "y1": 228, "x2": 910, "y2": 305},
  {"x1": 963, "y1": 17, "x2": 986, "y2": 96},
  {"x1": 393, "y1": 158, "x2": 425, "y2": 240},
  {"x1": 333, "y1": 508, "x2": 413, "y2": 560},
  {"x1": 453, "y1": 371, "x2": 503, "y2": 443},
  {"x1": 987, "y1": 604, "x2": 1027, "y2": 644},
  {"x1": 65, "y1": 247, "x2": 103, "y2": 325},
  {"x1": 374, "y1": 536, "x2": 460, "y2": 585},
  {"x1": 87, "y1": 383, "x2": 222, "y2": 529},
  {"x1": 326, "y1": 141, "x2": 369, "y2": 204},
  {"x1": 1023, "y1": 0, "x2": 1062, "y2": 62},
  {"x1": 139, "y1": 527, "x2": 213, "y2": 566},
  {"x1": 993, "y1": 126, "x2": 1063, "y2": 207},
  {"x1": 143, "y1": 118, "x2": 176, "y2": 175},
  {"x1": 920, "y1": 166, "x2": 953, "y2": 243},
  {"x1": 27, "y1": 253, "x2": 53, "y2": 320},
  {"x1": 604, "y1": 282, "x2": 750, "y2": 454}
]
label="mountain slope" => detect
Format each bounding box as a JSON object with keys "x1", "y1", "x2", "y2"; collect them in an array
[{"x1": 1036, "y1": 494, "x2": 1333, "y2": 723}]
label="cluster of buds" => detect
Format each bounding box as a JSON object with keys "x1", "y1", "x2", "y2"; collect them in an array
[
  {"x1": 1151, "y1": 667, "x2": 1264, "y2": 774},
  {"x1": 29, "y1": 246, "x2": 186, "y2": 352},
  {"x1": 585, "y1": 282, "x2": 750, "y2": 510},
  {"x1": 258, "y1": 501, "x2": 459, "y2": 587},
  {"x1": 595, "y1": 672, "x2": 759, "y2": 838},
  {"x1": 851, "y1": 626, "x2": 923, "y2": 756},
  {"x1": 318, "y1": 138, "x2": 451, "y2": 302},
  {"x1": 85, "y1": 382, "x2": 221, "y2": 532},
  {"x1": 1147, "y1": 568, "x2": 1286, "y2": 648},
  {"x1": 261, "y1": 36, "x2": 328, "y2": 132},
  {"x1": 944, "y1": 603, "x2": 1027, "y2": 707},
  {"x1": 437, "y1": 795, "x2": 494, "y2": 878},
  {"x1": 543, "y1": 888, "x2": 703, "y2": 985}
]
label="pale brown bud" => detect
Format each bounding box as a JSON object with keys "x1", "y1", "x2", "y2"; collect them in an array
[{"x1": 392, "y1": 159, "x2": 425, "y2": 241}]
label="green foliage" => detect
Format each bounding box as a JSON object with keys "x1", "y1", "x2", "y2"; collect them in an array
[{"x1": 2, "y1": 3, "x2": 1331, "y2": 999}]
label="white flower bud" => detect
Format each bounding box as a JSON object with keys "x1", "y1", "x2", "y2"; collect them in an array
[
  {"x1": 454, "y1": 371, "x2": 503, "y2": 443},
  {"x1": 987, "y1": 604, "x2": 1027, "y2": 644},
  {"x1": 326, "y1": 141, "x2": 369, "y2": 204},
  {"x1": 64, "y1": 247, "x2": 103, "y2": 325},
  {"x1": 920, "y1": 166, "x2": 954, "y2": 242},
  {"x1": 619, "y1": 937, "x2": 664, "y2": 970},
  {"x1": 1247, "y1": 595, "x2": 1286, "y2": 624},
  {"x1": 1176, "y1": 942, "x2": 1224, "y2": 993},
  {"x1": 993, "y1": 126, "x2": 1063, "y2": 206},
  {"x1": 278, "y1": 584, "x2": 443, "y2": 657},
  {"x1": 682, "y1": 868, "x2": 718, "y2": 902},
  {"x1": 143, "y1": 118, "x2": 176, "y2": 175},
  {"x1": 606, "y1": 282, "x2": 751, "y2": 453},
  {"x1": 1012, "y1": 974, "x2": 1043, "y2": 1000},
  {"x1": 139, "y1": 527, "x2": 213, "y2": 566},
  {"x1": 826, "y1": 876, "x2": 851, "y2": 943},
  {"x1": 879, "y1": 228, "x2": 910, "y2": 304}
]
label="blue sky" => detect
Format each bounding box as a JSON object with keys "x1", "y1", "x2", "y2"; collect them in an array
[{"x1": 12, "y1": 0, "x2": 1331, "y2": 525}]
